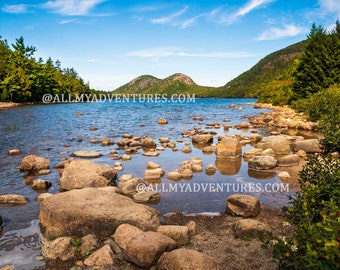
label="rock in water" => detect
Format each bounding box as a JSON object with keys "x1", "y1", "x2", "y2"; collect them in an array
[
  {"x1": 59, "y1": 159, "x2": 116, "y2": 191},
  {"x1": 39, "y1": 187, "x2": 160, "y2": 239}
]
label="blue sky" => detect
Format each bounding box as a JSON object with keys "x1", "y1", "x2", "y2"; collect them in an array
[{"x1": 1, "y1": 0, "x2": 339, "y2": 90}]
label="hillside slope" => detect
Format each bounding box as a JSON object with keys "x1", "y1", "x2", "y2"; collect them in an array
[{"x1": 222, "y1": 41, "x2": 306, "y2": 103}]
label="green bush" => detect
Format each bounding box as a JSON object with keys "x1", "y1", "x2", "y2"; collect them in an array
[
  {"x1": 293, "y1": 84, "x2": 340, "y2": 153},
  {"x1": 269, "y1": 156, "x2": 340, "y2": 269}
]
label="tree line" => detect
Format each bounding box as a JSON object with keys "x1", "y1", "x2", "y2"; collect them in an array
[{"x1": 0, "y1": 36, "x2": 92, "y2": 102}]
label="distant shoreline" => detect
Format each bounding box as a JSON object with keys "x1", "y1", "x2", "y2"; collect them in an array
[{"x1": 0, "y1": 102, "x2": 22, "y2": 109}]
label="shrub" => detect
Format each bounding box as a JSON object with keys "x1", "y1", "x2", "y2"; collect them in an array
[
  {"x1": 293, "y1": 84, "x2": 340, "y2": 153},
  {"x1": 269, "y1": 156, "x2": 340, "y2": 269}
]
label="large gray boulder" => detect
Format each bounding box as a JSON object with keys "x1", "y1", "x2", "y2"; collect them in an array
[
  {"x1": 59, "y1": 160, "x2": 117, "y2": 191},
  {"x1": 157, "y1": 248, "x2": 220, "y2": 270},
  {"x1": 256, "y1": 135, "x2": 291, "y2": 155},
  {"x1": 39, "y1": 187, "x2": 160, "y2": 239}
]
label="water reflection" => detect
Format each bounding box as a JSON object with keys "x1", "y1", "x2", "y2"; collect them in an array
[
  {"x1": 248, "y1": 169, "x2": 276, "y2": 180},
  {"x1": 0, "y1": 220, "x2": 43, "y2": 268},
  {"x1": 215, "y1": 157, "x2": 242, "y2": 175}
]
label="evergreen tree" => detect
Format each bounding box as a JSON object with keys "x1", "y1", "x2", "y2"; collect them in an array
[{"x1": 292, "y1": 22, "x2": 340, "y2": 100}]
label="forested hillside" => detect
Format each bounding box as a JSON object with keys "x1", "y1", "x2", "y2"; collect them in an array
[
  {"x1": 221, "y1": 41, "x2": 305, "y2": 103},
  {"x1": 0, "y1": 37, "x2": 91, "y2": 102}
]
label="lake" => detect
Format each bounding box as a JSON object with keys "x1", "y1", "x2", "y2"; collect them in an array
[{"x1": 0, "y1": 98, "x2": 291, "y2": 268}]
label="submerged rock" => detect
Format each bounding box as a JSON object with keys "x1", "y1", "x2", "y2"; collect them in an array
[
  {"x1": 0, "y1": 194, "x2": 28, "y2": 205},
  {"x1": 72, "y1": 151, "x2": 101, "y2": 158}
]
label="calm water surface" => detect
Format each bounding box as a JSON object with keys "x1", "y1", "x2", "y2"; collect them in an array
[{"x1": 0, "y1": 98, "x2": 291, "y2": 268}]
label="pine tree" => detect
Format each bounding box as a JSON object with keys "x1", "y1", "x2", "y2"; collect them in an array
[{"x1": 292, "y1": 22, "x2": 340, "y2": 100}]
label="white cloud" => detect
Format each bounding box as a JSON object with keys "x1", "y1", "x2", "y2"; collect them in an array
[
  {"x1": 59, "y1": 19, "x2": 77, "y2": 24},
  {"x1": 2, "y1": 4, "x2": 28, "y2": 14},
  {"x1": 237, "y1": 0, "x2": 275, "y2": 17},
  {"x1": 220, "y1": 0, "x2": 275, "y2": 25},
  {"x1": 318, "y1": 0, "x2": 340, "y2": 12},
  {"x1": 257, "y1": 24, "x2": 307, "y2": 40},
  {"x1": 126, "y1": 47, "x2": 257, "y2": 59},
  {"x1": 42, "y1": 0, "x2": 106, "y2": 16},
  {"x1": 150, "y1": 6, "x2": 188, "y2": 25}
]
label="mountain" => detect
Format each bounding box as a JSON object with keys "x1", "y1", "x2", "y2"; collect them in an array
[
  {"x1": 114, "y1": 73, "x2": 221, "y2": 97},
  {"x1": 221, "y1": 40, "x2": 306, "y2": 104},
  {"x1": 113, "y1": 75, "x2": 160, "y2": 94},
  {"x1": 113, "y1": 41, "x2": 306, "y2": 102}
]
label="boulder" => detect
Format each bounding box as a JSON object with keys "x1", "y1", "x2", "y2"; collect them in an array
[
  {"x1": 0, "y1": 194, "x2": 28, "y2": 205},
  {"x1": 158, "y1": 118, "x2": 168, "y2": 125},
  {"x1": 39, "y1": 187, "x2": 160, "y2": 239},
  {"x1": 256, "y1": 135, "x2": 291, "y2": 155},
  {"x1": 72, "y1": 151, "x2": 101, "y2": 158},
  {"x1": 118, "y1": 175, "x2": 144, "y2": 195},
  {"x1": 133, "y1": 191, "x2": 161, "y2": 204},
  {"x1": 31, "y1": 179, "x2": 52, "y2": 191},
  {"x1": 143, "y1": 150, "x2": 159, "y2": 157},
  {"x1": 81, "y1": 234, "x2": 99, "y2": 256},
  {"x1": 186, "y1": 220, "x2": 197, "y2": 236},
  {"x1": 36, "y1": 193, "x2": 53, "y2": 202},
  {"x1": 147, "y1": 162, "x2": 161, "y2": 169},
  {"x1": 249, "y1": 133, "x2": 262, "y2": 142},
  {"x1": 248, "y1": 156, "x2": 278, "y2": 170},
  {"x1": 167, "y1": 171, "x2": 182, "y2": 180},
  {"x1": 20, "y1": 155, "x2": 50, "y2": 174},
  {"x1": 124, "y1": 231, "x2": 177, "y2": 268},
  {"x1": 192, "y1": 134, "x2": 213, "y2": 145},
  {"x1": 278, "y1": 171, "x2": 290, "y2": 180},
  {"x1": 159, "y1": 138, "x2": 170, "y2": 143},
  {"x1": 226, "y1": 194, "x2": 260, "y2": 217},
  {"x1": 141, "y1": 137, "x2": 156, "y2": 148},
  {"x1": 233, "y1": 219, "x2": 270, "y2": 238},
  {"x1": 112, "y1": 223, "x2": 143, "y2": 250},
  {"x1": 181, "y1": 147, "x2": 192, "y2": 154},
  {"x1": 8, "y1": 149, "x2": 21, "y2": 155},
  {"x1": 243, "y1": 148, "x2": 263, "y2": 158},
  {"x1": 144, "y1": 168, "x2": 164, "y2": 180},
  {"x1": 278, "y1": 154, "x2": 300, "y2": 167},
  {"x1": 205, "y1": 164, "x2": 217, "y2": 175},
  {"x1": 157, "y1": 248, "x2": 219, "y2": 270},
  {"x1": 101, "y1": 138, "x2": 115, "y2": 146},
  {"x1": 216, "y1": 136, "x2": 242, "y2": 158},
  {"x1": 202, "y1": 146, "x2": 216, "y2": 154},
  {"x1": 84, "y1": 244, "x2": 115, "y2": 266},
  {"x1": 41, "y1": 237, "x2": 76, "y2": 261},
  {"x1": 157, "y1": 225, "x2": 189, "y2": 246},
  {"x1": 294, "y1": 139, "x2": 323, "y2": 153},
  {"x1": 180, "y1": 169, "x2": 193, "y2": 179},
  {"x1": 59, "y1": 160, "x2": 117, "y2": 191}
]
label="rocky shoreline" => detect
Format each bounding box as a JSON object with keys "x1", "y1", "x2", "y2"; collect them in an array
[{"x1": 0, "y1": 103, "x2": 325, "y2": 270}]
